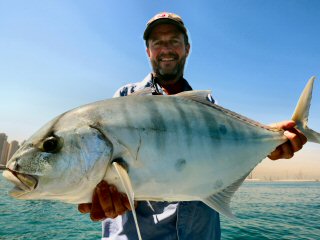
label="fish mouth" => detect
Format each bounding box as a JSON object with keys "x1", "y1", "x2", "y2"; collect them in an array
[{"x1": 2, "y1": 169, "x2": 38, "y2": 198}]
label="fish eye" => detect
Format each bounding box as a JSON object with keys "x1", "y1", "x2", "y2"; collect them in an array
[{"x1": 42, "y1": 136, "x2": 63, "y2": 153}]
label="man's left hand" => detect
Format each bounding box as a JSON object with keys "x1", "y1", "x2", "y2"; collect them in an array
[{"x1": 268, "y1": 120, "x2": 307, "y2": 160}]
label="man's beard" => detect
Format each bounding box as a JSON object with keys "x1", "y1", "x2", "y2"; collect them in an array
[{"x1": 151, "y1": 54, "x2": 187, "y2": 84}]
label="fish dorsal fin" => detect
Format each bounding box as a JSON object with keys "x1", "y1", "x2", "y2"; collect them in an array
[
  {"x1": 176, "y1": 90, "x2": 279, "y2": 132},
  {"x1": 174, "y1": 90, "x2": 212, "y2": 103},
  {"x1": 112, "y1": 162, "x2": 142, "y2": 240},
  {"x1": 202, "y1": 173, "x2": 250, "y2": 219}
]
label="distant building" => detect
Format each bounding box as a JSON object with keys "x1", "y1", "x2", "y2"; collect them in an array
[
  {"x1": 0, "y1": 133, "x2": 20, "y2": 165},
  {"x1": 7, "y1": 140, "x2": 20, "y2": 162},
  {"x1": 0, "y1": 133, "x2": 7, "y2": 153},
  {"x1": 0, "y1": 133, "x2": 9, "y2": 165},
  {"x1": 1, "y1": 142, "x2": 9, "y2": 165}
]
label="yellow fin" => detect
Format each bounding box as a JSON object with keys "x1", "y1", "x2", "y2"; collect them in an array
[{"x1": 292, "y1": 76, "x2": 320, "y2": 143}]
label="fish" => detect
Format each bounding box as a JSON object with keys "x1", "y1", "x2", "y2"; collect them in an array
[{"x1": 2, "y1": 76, "x2": 320, "y2": 240}]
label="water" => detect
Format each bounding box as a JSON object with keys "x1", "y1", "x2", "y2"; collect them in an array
[
  {"x1": 222, "y1": 181, "x2": 320, "y2": 240},
  {"x1": 0, "y1": 178, "x2": 319, "y2": 239}
]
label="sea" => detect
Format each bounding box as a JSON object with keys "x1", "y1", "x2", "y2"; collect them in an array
[{"x1": 0, "y1": 177, "x2": 319, "y2": 240}]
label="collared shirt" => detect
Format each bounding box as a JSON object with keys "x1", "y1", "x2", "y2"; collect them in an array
[
  {"x1": 102, "y1": 74, "x2": 220, "y2": 240},
  {"x1": 112, "y1": 73, "x2": 193, "y2": 97}
]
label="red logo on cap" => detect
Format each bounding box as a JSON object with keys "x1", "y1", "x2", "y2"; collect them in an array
[{"x1": 159, "y1": 13, "x2": 168, "y2": 18}]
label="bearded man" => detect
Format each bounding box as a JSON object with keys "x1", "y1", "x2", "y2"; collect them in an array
[{"x1": 79, "y1": 12, "x2": 307, "y2": 240}]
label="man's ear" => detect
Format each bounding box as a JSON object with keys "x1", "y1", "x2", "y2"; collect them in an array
[
  {"x1": 146, "y1": 47, "x2": 151, "y2": 58},
  {"x1": 185, "y1": 44, "x2": 190, "y2": 57}
]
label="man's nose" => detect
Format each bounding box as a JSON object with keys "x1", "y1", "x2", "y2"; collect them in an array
[{"x1": 160, "y1": 42, "x2": 174, "y2": 52}]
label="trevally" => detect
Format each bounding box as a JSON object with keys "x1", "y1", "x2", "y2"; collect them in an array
[{"x1": 2, "y1": 77, "x2": 320, "y2": 240}]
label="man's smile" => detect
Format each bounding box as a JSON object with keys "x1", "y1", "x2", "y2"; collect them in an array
[{"x1": 160, "y1": 57, "x2": 176, "y2": 62}]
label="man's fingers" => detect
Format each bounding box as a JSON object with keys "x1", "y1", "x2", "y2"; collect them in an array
[
  {"x1": 78, "y1": 203, "x2": 92, "y2": 213},
  {"x1": 289, "y1": 128, "x2": 308, "y2": 145},
  {"x1": 284, "y1": 130, "x2": 303, "y2": 152},
  {"x1": 90, "y1": 188, "x2": 107, "y2": 221},
  {"x1": 270, "y1": 120, "x2": 307, "y2": 146},
  {"x1": 268, "y1": 142, "x2": 294, "y2": 160},
  {"x1": 79, "y1": 181, "x2": 134, "y2": 221},
  {"x1": 268, "y1": 120, "x2": 308, "y2": 160},
  {"x1": 121, "y1": 193, "x2": 132, "y2": 210},
  {"x1": 109, "y1": 186, "x2": 127, "y2": 217},
  {"x1": 97, "y1": 181, "x2": 116, "y2": 218},
  {"x1": 280, "y1": 141, "x2": 294, "y2": 159},
  {"x1": 268, "y1": 146, "x2": 282, "y2": 160}
]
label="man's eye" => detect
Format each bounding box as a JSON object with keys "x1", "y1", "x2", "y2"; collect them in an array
[{"x1": 171, "y1": 39, "x2": 180, "y2": 46}]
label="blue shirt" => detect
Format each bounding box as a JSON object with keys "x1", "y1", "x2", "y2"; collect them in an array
[{"x1": 102, "y1": 74, "x2": 221, "y2": 240}]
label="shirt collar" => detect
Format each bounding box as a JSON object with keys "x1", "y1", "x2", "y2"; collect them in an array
[{"x1": 150, "y1": 73, "x2": 192, "y2": 95}]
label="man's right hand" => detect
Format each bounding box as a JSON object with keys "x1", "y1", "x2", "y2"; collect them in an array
[{"x1": 78, "y1": 180, "x2": 133, "y2": 221}]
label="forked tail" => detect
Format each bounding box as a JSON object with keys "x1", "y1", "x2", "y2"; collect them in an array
[{"x1": 292, "y1": 76, "x2": 320, "y2": 143}]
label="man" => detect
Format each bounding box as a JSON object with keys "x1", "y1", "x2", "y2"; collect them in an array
[{"x1": 78, "y1": 12, "x2": 307, "y2": 239}]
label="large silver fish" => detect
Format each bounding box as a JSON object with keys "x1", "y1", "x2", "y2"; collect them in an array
[{"x1": 2, "y1": 77, "x2": 320, "y2": 240}]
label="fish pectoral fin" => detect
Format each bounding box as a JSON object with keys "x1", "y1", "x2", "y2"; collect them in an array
[
  {"x1": 146, "y1": 201, "x2": 155, "y2": 212},
  {"x1": 112, "y1": 162, "x2": 142, "y2": 240},
  {"x1": 202, "y1": 173, "x2": 249, "y2": 220}
]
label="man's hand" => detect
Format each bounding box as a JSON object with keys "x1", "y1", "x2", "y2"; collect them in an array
[
  {"x1": 78, "y1": 181, "x2": 133, "y2": 221},
  {"x1": 268, "y1": 120, "x2": 307, "y2": 160}
]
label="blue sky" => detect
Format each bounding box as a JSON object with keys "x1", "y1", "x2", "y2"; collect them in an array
[{"x1": 1, "y1": 1, "x2": 319, "y2": 177}]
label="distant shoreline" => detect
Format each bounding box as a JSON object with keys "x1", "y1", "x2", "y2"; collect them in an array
[{"x1": 245, "y1": 179, "x2": 319, "y2": 182}]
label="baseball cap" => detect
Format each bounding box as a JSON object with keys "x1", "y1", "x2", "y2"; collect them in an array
[{"x1": 143, "y1": 12, "x2": 188, "y2": 41}]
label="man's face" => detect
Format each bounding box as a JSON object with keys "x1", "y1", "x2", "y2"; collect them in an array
[{"x1": 146, "y1": 24, "x2": 190, "y2": 84}]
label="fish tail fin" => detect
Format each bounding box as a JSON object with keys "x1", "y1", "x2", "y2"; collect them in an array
[{"x1": 292, "y1": 76, "x2": 320, "y2": 144}]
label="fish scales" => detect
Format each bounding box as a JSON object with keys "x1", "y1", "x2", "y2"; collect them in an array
[{"x1": 86, "y1": 95, "x2": 286, "y2": 199}]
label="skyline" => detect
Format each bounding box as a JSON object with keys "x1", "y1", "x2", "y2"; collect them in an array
[
  {"x1": 1, "y1": 1, "x2": 319, "y2": 178},
  {"x1": 0, "y1": 133, "x2": 20, "y2": 166}
]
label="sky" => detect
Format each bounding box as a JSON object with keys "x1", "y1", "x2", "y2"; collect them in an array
[{"x1": 0, "y1": 0, "x2": 319, "y2": 179}]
